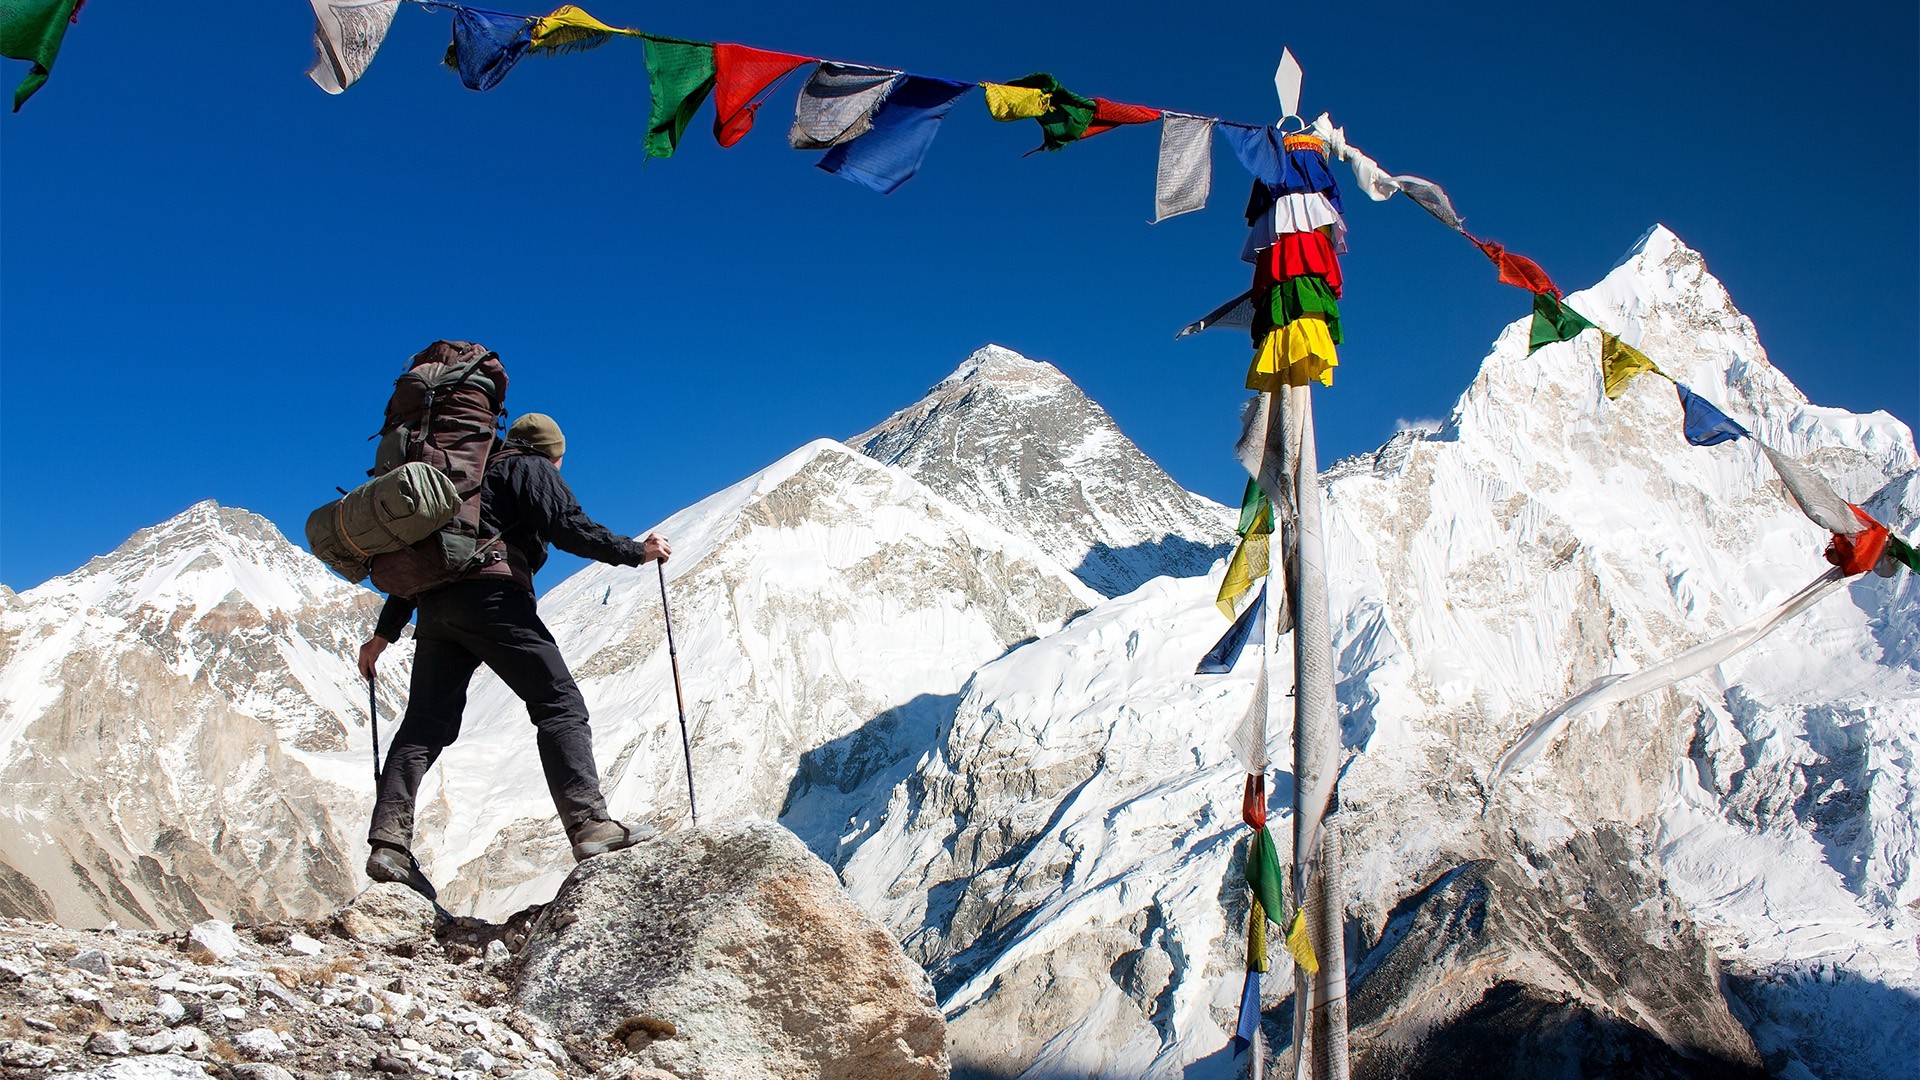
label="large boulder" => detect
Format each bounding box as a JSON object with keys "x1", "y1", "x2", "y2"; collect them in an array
[{"x1": 514, "y1": 821, "x2": 949, "y2": 1080}]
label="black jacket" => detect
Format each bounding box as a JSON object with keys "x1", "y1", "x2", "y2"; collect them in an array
[{"x1": 374, "y1": 441, "x2": 647, "y2": 640}]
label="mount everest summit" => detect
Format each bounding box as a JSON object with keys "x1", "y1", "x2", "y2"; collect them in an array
[{"x1": 1, "y1": 226, "x2": 1915, "y2": 1079}]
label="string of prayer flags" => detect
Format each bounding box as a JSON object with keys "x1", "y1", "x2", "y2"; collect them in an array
[
  {"x1": 1527, "y1": 293, "x2": 1597, "y2": 354},
  {"x1": 1599, "y1": 332, "x2": 1661, "y2": 400},
  {"x1": 1153, "y1": 115, "x2": 1216, "y2": 222},
  {"x1": 529, "y1": 4, "x2": 631, "y2": 52},
  {"x1": 816, "y1": 74, "x2": 973, "y2": 194},
  {"x1": 642, "y1": 35, "x2": 717, "y2": 159},
  {"x1": 996, "y1": 72, "x2": 1096, "y2": 151},
  {"x1": 1676, "y1": 384, "x2": 1751, "y2": 446},
  {"x1": 1309, "y1": 115, "x2": 1465, "y2": 232},
  {"x1": 789, "y1": 63, "x2": 898, "y2": 150},
  {"x1": 307, "y1": 0, "x2": 399, "y2": 95},
  {"x1": 1083, "y1": 98, "x2": 1161, "y2": 139},
  {"x1": 445, "y1": 9, "x2": 534, "y2": 92},
  {"x1": 982, "y1": 81, "x2": 1049, "y2": 121},
  {"x1": 1474, "y1": 238, "x2": 1560, "y2": 297},
  {"x1": 1, "y1": 0, "x2": 84, "y2": 110},
  {"x1": 712, "y1": 43, "x2": 813, "y2": 147},
  {"x1": 1285, "y1": 907, "x2": 1319, "y2": 974}
]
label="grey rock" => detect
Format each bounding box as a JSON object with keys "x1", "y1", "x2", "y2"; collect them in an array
[
  {"x1": 185, "y1": 921, "x2": 246, "y2": 965},
  {"x1": 71, "y1": 948, "x2": 114, "y2": 977},
  {"x1": 66, "y1": 1054, "x2": 213, "y2": 1079},
  {"x1": 456, "y1": 1046, "x2": 495, "y2": 1071},
  {"x1": 229, "y1": 1065, "x2": 298, "y2": 1080},
  {"x1": 336, "y1": 883, "x2": 437, "y2": 946},
  {"x1": 87, "y1": 1029, "x2": 133, "y2": 1056},
  {"x1": 515, "y1": 821, "x2": 947, "y2": 1080},
  {"x1": 483, "y1": 940, "x2": 511, "y2": 966},
  {"x1": 2, "y1": 1040, "x2": 57, "y2": 1068},
  {"x1": 155, "y1": 993, "x2": 187, "y2": 1025},
  {"x1": 231, "y1": 1027, "x2": 288, "y2": 1060}
]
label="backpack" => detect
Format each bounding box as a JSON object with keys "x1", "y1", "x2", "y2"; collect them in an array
[{"x1": 305, "y1": 341, "x2": 510, "y2": 596}]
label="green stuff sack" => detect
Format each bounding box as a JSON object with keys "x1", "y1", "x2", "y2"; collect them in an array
[{"x1": 305, "y1": 462, "x2": 462, "y2": 583}]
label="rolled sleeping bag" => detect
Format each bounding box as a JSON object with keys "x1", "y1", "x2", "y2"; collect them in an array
[{"x1": 305, "y1": 461, "x2": 461, "y2": 583}]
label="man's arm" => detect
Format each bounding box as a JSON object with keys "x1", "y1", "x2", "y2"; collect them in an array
[
  {"x1": 359, "y1": 594, "x2": 415, "y2": 679},
  {"x1": 524, "y1": 459, "x2": 664, "y2": 566}
]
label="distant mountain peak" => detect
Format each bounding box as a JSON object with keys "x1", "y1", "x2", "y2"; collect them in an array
[{"x1": 937, "y1": 344, "x2": 1071, "y2": 396}]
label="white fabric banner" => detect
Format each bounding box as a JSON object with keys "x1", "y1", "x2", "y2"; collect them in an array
[
  {"x1": 307, "y1": 0, "x2": 400, "y2": 95},
  {"x1": 789, "y1": 63, "x2": 900, "y2": 150},
  {"x1": 1761, "y1": 443, "x2": 1865, "y2": 535},
  {"x1": 1489, "y1": 567, "x2": 1849, "y2": 786},
  {"x1": 1310, "y1": 113, "x2": 1464, "y2": 232},
  {"x1": 1153, "y1": 114, "x2": 1215, "y2": 223}
]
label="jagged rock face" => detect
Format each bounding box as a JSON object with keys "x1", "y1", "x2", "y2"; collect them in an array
[
  {"x1": 851, "y1": 344, "x2": 1236, "y2": 598},
  {"x1": 515, "y1": 822, "x2": 949, "y2": 1080},
  {"x1": 836, "y1": 228, "x2": 1920, "y2": 1079},
  {"x1": 0, "y1": 502, "x2": 393, "y2": 928}
]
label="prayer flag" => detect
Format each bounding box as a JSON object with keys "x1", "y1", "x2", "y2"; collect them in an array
[
  {"x1": 1266, "y1": 230, "x2": 1342, "y2": 296},
  {"x1": 1229, "y1": 661, "x2": 1273, "y2": 774},
  {"x1": 1244, "y1": 827, "x2": 1286, "y2": 923},
  {"x1": 1082, "y1": 97, "x2": 1161, "y2": 139},
  {"x1": 1825, "y1": 506, "x2": 1890, "y2": 576},
  {"x1": 1199, "y1": 583, "x2": 1264, "y2": 674},
  {"x1": 1398, "y1": 177, "x2": 1464, "y2": 232},
  {"x1": 1286, "y1": 907, "x2": 1318, "y2": 974},
  {"x1": 530, "y1": 5, "x2": 630, "y2": 52},
  {"x1": 2, "y1": 0, "x2": 83, "y2": 110},
  {"x1": 789, "y1": 62, "x2": 898, "y2": 150},
  {"x1": 817, "y1": 75, "x2": 973, "y2": 195},
  {"x1": 307, "y1": 0, "x2": 399, "y2": 95},
  {"x1": 1233, "y1": 969, "x2": 1262, "y2": 1053},
  {"x1": 1176, "y1": 289, "x2": 1251, "y2": 338},
  {"x1": 1527, "y1": 292, "x2": 1596, "y2": 354},
  {"x1": 1247, "y1": 900, "x2": 1269, "y2": 972},
  {"x1": 1242, "y1": 773, "x2": 1268, "y2": 830},
  {"x1": 1256, "y1": 276, "x2": 1342, "y2": 345},
  {"x1": 1237, "y1": 478, "x2": 1273, "y2": 537},
  {"x1": 982, "y1": 82, "x2": 1049, "y2": 120},
  {"x1": 1885, "y1": 535, "x2": 1920, "y2": 576},
  {"x1": 1599, "y1": 332, "x2": 1659, "y2": 400},
  {"x1": 712, "y1": 44, "x2": 812, "y2": 147},
  {"x1": 445, "y1": 10, "x2": 534, "y2": 92},
  {"x1": 1761, "y1": 444, "x2": 1864, "y2": 535},
  {"x1": 1675, "y1": 384, "x2": 1751, "y2": 446},
  {"x1": 1220, "y1": 123, "x2": 1343, "y2": 212},
  {"x1": 643, "y1": 35, "x2": 717, "y2": 159},
  {"x1": 1474, "y1": 238, "x2": 1560, "y2": 296},
  {"x1": 1000, "y1": 72, "x2": 1096, "y2": 150},
  {"x1": 1153, "y1": 114, "x2": 1215, "y2": 223},
  {"x1": 1216, "y1": 525, "x2": 1270, "y2": 617},
  {"x1": 1309, "y1": 115, "x2": 1464, "y2": 230},
  {"x1": 1248, "y1": 318, "x2": 1338, "y2": 391}
]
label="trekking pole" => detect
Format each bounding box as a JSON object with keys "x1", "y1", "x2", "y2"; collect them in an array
[
  {"x1": 369, "y1": 674, "x2": 382, "y2": 790},
  {"x1": 657, "y1": 560, "x2": 699, "y2": 825}
]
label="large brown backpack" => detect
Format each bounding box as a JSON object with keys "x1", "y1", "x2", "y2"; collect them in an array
[{"x1": 364, "y1": 341, "x2": 510, "y2": 597}]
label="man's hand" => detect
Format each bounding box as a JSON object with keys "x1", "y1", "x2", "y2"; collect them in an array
[
  {"x1": 642, "y1": 533, "x2": 672, "y2": 564},
  {"x1": 358, "y1": 636, "x2": 390, "y2": 680}
]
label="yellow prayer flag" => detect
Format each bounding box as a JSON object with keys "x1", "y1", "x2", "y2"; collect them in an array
[
  {"x1": 983, "y1": 83, "x2": 1050, "y2": 121},
  {"x1": 531, "y1": 5, "x2": 634, "y2": 51},
  {"x1": 1216, "y1": 532, "x2": 1269, "y2": 618},
  {"x1": 1600, "y1": 332, "x2": 1661, "y2": 400},
  {"x1": 1248, "y1": 897, "x2": 1270, "y2": 973},
  {"x1": 1286, "y1": 907, "x2": 1318, "y2": 975},
  {"x1": 1247, "y1": 318, "x2": 1338, "y2": 392}
]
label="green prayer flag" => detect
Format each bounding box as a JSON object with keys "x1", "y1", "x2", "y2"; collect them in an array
[
  {"x1": 1888, "y1": 535, "x2": 1920, "y2": 576},
  {"x1": 1256, "y1": 276, "x2": 1343, "y2": 345},
  {"x1": 1600, "y1": 332, "x2": 1661, "y2": 400},
  {"x1": 1, "y1": 0, "x2": 83, "y2": 111},
  {"x1": 1243, "y1": 827, "x2": 1286, "y2": 922},
  {"x1": 643, "y1": 35, "x2": 716, "y2": 160},
  {"x1": 1528, "y1": 292, "x2": 1598, "y2": 354},
  {"x1": 1236, "y1": 479, "x2": 1273, "y2": 537},
  {"x1": 1006, "y1": 72, "x2": 1095, "y2": 151}
]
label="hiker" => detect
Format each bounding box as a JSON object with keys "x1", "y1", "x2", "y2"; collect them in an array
[{"x1": 356, "y1": 412, "x2": 671, "y2": 897}]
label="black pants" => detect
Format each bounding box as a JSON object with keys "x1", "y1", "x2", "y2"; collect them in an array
[{"x1": 368, "y1": 580, "x2": 609, "y2": 850}]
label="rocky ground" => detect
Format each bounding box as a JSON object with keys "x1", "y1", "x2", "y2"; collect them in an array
[{"x1": 0, "y1": 823, "x2": 947, "y2": 1080}]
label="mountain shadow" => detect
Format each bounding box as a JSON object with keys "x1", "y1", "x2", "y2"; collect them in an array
[
  {"x1": 1073, "y1": 536, "x2": 1232, "y2": 598},
  {"x1": 778, "y1": 691, "x2": 963, "y2": 871}
]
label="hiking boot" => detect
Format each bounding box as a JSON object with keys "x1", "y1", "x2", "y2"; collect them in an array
[
  {"x1": 365, "y1": 843, "x2": 438, "y2": 903},
  {"x1": 568, "y1": 819, "x2": 658, "y2": 862}
]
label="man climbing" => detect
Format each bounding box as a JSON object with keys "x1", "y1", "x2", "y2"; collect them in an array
[{"x1": 356, "y1": 412, "x2": 671, "y2": 899}]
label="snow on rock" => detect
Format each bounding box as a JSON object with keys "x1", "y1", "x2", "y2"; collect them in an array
[{"x1": 852, "y1": 344, "x2": 1236, "y2": 598}]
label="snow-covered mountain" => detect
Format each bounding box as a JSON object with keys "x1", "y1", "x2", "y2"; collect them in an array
[
  {"x1": 0, "y1": 227, "x2": 1914, "y2": 1079},
  {"x1": 852, "y1": 344, "x2": 1237, "y2": 597}
]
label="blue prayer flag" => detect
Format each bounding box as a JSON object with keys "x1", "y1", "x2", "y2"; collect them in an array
[
  {"x1": 1198, "y1": 585, "x2": 1264, "y2": 674},
  {"x1": 1676, "y1": 383, "x2": 1750, "y2": 446},
  {"x1": 1232, "y1": 969, "x2": 1262, "y2": 1054},
  {"x1": 1218, "y1": 123, "x2": 1344, "y2": 212},
  {"x1": 449, "y1": 10, "x2": 533, "y2": 92},
  {"x1": 817, "y1": 75, "x2": 973, "y2": 195}
]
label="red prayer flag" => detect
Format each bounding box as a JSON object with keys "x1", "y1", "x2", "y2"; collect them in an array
[
  {"x1": 1242, "y1": 773, "x2": 1267, "y2": 829},
  {"x1": 1473, "y1": 238, "x2": 1560, "y2": 297},
  {"x1": 1262, "y1": 230, "x2": 1342, "y2": 297},
  {"x1": 1825, "y1": 505, "x2": 1891, "y2": 576},
  {"x1": 1081, "y1": 97, "x2": 1162, "y2": 139},
  {"x1": 712, "y1": 43, "x2": 814, "y2": 147}
]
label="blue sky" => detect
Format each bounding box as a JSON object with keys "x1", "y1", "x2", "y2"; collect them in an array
[{"x1": 2, "y1": 1, "x2": 1915, "y2": 592}]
